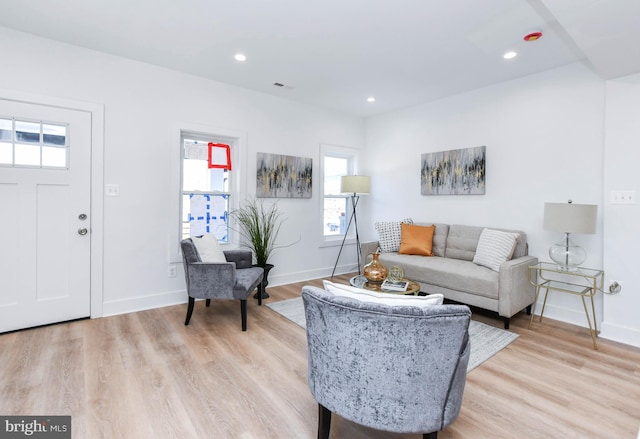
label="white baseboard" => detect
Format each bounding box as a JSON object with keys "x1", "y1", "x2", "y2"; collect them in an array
[
  {"x1": 531, "y1": 302, "x2": 592, "y2": 329},
  {"x1": 102, "y1": 289, "x2": 187, "y2": 317},
  {"x1": 600, "y1": 321, "x2": 640, "y2": 348},
  {"x1": 532, "y1": 302, "x2": 640, "y2": 347},
  {"x1": 266, "y1": 265, "x2": 357, "y2": 288},
  {"x1": 98, "y1": 265, "x2": 356, "y2": 319}
]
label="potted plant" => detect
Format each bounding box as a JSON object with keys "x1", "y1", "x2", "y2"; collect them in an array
[{"x1": 231, "y1": 198, "x2": 286, "y2": 298}]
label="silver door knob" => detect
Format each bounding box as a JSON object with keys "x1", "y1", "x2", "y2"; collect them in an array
[{"x1": 78, "y1": 228, "x2": 88, "y2": 236}]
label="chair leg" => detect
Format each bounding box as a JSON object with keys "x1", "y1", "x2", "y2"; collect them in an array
[
  {"x1": 423, "y1": 432, "x2": 437, "y2": 439},
  {"x1": 318, "y1": 404, "x2": 331, "y2": 439},
  {"x1": 240, "y1": 299, "x2": 247, "y2": 331},
  {"x1": 185, "y1": 297, "x2": 195, "y2": 326},
  {"x1": 206, "y1": 299, "x2": 211, "y2": 307},
  {"x1": 503, "y1": 317, "x2": 510, "y2": 330}
]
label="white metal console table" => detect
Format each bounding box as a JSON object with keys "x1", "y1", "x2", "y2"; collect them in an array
[{"x1": 528, "y1": 262, "x2": 604, "y2": 350}]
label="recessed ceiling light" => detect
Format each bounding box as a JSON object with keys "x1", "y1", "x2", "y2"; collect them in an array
[
  {"x1": 503, "y1": 51, "x2": 517, "y2": 60},
  {"x1": 367, "y1": 97, "x2": 376, "y2": 103},
  {"x1": 234, "y1": 53, "x2": 247, "y2": 62}
]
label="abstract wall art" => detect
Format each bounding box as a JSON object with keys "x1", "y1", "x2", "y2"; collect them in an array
[
  {"x1": 256, "y1": 152, "x2": 312, "y2": 198},
  {"x1": 420, "y1": 145, "x2": 486, "y2": 195}
]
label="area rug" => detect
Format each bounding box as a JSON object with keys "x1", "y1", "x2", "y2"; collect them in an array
[{"x1": 266, "y1": 296, "x2": 518, "y2": 372}]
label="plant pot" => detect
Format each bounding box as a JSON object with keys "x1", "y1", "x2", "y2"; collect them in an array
[{"x1": 253, "y1": 263, "x2": 274, "y2": 299}]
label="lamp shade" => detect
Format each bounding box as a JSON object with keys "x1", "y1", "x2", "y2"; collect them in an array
[
  {"x1": 340, "y1": 175, "x2": 370, "y2": 194},
  {"x1": 543, "y1": 202, "x2": 597, "y2": 234}
]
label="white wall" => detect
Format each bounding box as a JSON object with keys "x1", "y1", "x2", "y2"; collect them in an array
[
  {"x1": 0, "y1": 27, "x2": 364, "y2": 315},
  {"x1": 362, "y1": 63, "x2": 610, "y2": 333},
  {"x1": 602, "y1": 73, "x2": 640, "y2": 346}
]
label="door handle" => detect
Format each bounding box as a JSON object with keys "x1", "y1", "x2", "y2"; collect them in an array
[{"x1": 78, "y1": 228, "x2": 88, "y2": 236}]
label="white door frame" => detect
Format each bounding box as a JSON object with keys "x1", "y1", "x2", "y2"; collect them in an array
[{"x1": 0, "y1": 88, "x2": 105, "y2": 319}]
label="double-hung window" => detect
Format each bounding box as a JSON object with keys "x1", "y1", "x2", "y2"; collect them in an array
[
  {"x1": 181, "y1": 133, "x2": 232, "y2": 242},
  {"x1": 321, "y1": 145, "x2": 358, "y2": 241}
]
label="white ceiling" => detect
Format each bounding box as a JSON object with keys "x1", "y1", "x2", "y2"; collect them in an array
[{"x1": 1, "y1": 0, "x2": 638, "y2": 117}]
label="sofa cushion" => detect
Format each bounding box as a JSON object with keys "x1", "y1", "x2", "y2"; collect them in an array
[
  {"x1": 192, "y1": 233, "x2": 227, "y2": 263},
  {"x1": 322, "y1": 280, "x2": 444, "y2": 306},
  {"x1": 377, "y1": 253, "x2": 500, "y2": 299},
  {"x1": 398, "y1": 223, "x2": 435, "y2": 256},
  {"x1": 375, "y1": 218, "x2": 413, "y2": 252},
  {"x1": 445, "y1": 225, "x2": 484, "y2": 261},
  {"x1": 415, "y1": 222, "x2": 449, "y2": 257},
  {"x1": 472, "y1": 228, "x2": 518, "y2": 272}
]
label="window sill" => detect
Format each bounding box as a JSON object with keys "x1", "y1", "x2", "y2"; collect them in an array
[{"x1": 319, "y1": 236, "x2": 355, "y2": 248}]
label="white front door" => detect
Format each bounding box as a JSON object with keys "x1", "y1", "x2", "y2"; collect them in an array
[{"x1": 0, "y1": 99, "x2": 91, "y2": 332}]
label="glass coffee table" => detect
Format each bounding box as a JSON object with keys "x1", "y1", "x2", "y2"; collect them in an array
[{"x1": 350, "y1": 275, "x2": 421, "y2": 295}]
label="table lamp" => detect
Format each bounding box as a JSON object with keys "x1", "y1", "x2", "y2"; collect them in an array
[{"x1": 543, "y1": 200, "x2": 597, "y2": 271}]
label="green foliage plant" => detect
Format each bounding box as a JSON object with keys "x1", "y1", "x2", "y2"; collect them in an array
[{"x1": 231, "y1": 198, "x2": 285, "y2": 267}]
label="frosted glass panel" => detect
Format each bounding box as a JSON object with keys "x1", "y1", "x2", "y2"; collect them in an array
[
  {"x1": 42, "y1": 146, "x2": 67, "y2": 168},
  {"x1": 15, "y1": 143, "x2": 40, "y2": 166},
  {"x1": 0, "y1": 142, "x2": 12, "y2": 164}
]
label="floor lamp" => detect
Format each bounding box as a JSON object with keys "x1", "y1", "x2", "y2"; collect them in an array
[{"x1": 331, "y1": 175, "x2": 370, "y2": 278}]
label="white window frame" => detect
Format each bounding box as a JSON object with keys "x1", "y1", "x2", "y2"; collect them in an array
[
  {"x1": 169, "y1": 123, "x2": 246, "y2": 263},
  {"x1": 319, "y1": 143, "x2": 359, "y2": 246},
  {"x1": 180, "y1": 132, "x2": 232, "y2": 242}
]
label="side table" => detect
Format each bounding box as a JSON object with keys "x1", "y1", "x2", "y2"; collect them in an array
[{"x1": 528, "y1": 262, "x2": 604, "y2": 350}]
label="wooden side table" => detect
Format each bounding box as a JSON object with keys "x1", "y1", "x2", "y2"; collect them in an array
[
  {"x1": 528, "y1": 262, "x2": 604, "y2": 350},
  {"x1": 350, "y1": 275, "x2": 421, "y2": 295}
]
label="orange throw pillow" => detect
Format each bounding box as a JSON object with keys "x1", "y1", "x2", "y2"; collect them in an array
[{"x1": 398, "y1": 223, "x2": 435, "y2": 256}]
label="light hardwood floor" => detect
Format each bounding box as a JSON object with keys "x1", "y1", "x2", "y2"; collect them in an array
[{"x1": 1, "y1": 273, "x2": 639, "y2": 438}]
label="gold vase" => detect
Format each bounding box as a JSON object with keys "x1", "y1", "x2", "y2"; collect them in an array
[{"x1": 363, "y1": 252, "x2": 388, "y2": 284}]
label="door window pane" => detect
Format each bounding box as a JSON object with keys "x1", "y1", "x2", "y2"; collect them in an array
[
  {"x1": 0, "y1": 119, "x2": 11, "y2": 141},
  {"x1": 0, "y1": 142, "x2": 12, "y2": 164},
  {"x1": 0, "y1": 118, "x2": 68, "y2": 169},
  {"x1": 15, "y1": 144, "x2": 40, "y2": 166},
  {"x1": 42, "y1": 146, "x2": 67, "y2": 167},
  {"x1": 15, "y1": 121, "x2": 40, "y2": 143},
  {"x1": 42, "y1": 124, "x2": 66, "y2": 146}
]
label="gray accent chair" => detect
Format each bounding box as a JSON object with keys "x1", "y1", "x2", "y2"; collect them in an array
[
  {"x1": 302, "y1": 285, "x2": 471, "y2": 439},
  {"x1": 180, "y1": 238, "x2": 264, "y2": 331}
]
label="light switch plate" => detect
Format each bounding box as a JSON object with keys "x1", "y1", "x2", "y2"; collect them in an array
[
  {"x1": 105, "y1": 184, "x2": 120, "y2": 197},
  {"x1": 610, "y1": 190, "x2": 636, "y2": 205}
]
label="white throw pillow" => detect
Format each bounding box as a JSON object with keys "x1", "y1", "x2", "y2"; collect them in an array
[
  {"x1": 192, "y1": 234, "x2": 227, "y2": 263},
  {"x1": 472, "y1": 228, "x2": 518, "y2": 272},
  {"x1": 374, "y1": 218, "x2": 413, "y2": 252},
  {"x1": 322, "y1": 280, "x2": 443, "y2": 307}
]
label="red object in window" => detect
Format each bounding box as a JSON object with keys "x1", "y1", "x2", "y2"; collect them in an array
[{"x1": 208, "y1": 143, "x2": 232, "y2": 170}]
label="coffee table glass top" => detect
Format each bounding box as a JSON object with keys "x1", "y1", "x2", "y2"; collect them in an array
[{"x1": 350, "y1": 275, "x2": 420, "y2": 295}]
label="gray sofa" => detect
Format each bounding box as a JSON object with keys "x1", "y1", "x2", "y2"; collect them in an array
[{"x1": 361, "y1": 223, "x2": 538, "y2": 329}]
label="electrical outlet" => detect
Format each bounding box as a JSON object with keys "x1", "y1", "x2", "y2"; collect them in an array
[
  {"x1": 167, "y1": 265, "x2": 177, "y2": 278},
  {"x1": 607, "y1": 280, "x2": 622, "y2": 294}
]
